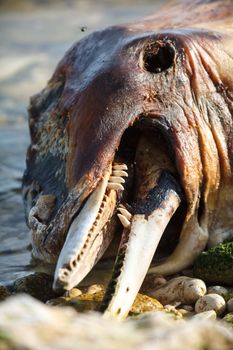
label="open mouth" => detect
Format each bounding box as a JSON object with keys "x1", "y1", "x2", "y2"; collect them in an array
[{"x1": 52, "y1": 118, "x2": 195, "y2": 318}]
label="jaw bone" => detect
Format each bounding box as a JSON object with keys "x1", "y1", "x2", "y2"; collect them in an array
[
  {"x1": 102, "y1": 185, "x2": 181, "y2": 320},
  {"x1": 133, "y1": 132, "x2": 208, "y2": 277},
  {"x1": 148, "y1": 214, "x2": 208, "y2": 276},
  {"x1": 101, "y1": 134, "x2": 182, "y2": 320},
  {"x1": 53, "y1": 164, "x2": 127, "y2": 291}
]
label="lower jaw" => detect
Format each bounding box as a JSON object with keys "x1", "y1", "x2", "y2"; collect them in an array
[{"x1": 53, "y1": 127, "x2": 190, "y2": 313}]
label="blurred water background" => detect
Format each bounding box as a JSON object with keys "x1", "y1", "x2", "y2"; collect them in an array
[{"x1": 0, "y1": 0, "x2": 162, "y2": 285}]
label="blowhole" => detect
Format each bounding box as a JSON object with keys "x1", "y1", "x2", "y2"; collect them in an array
[{"x1": 142, "y1": 42, "x2": 175, "y2": 73}]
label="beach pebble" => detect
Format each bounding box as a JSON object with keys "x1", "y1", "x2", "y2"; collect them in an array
[
  {"x1": 207, "y1": 286, "x2": 228, "y2": 298},
  {"x1": 131, "y1": 293, "x2": 163, "y2": 314},
  {"x1": 195, "y1": 294, "x2": 226, "y2": 316},
  {"x1": 13, "y1": 273, "x2": 60, "y2": 302},
  {"x1": 0, "y1": 284, "x2": 11, "y2": 301},
  {"x1": 227, "y1": 298, "x2": 233, "y2": 313},
  {"x1": 193, "y1": 310, "x2": 217, "y2": 321},
  {"x1": 65, "y1": 288, "x2": 82, "y2": 298},
  {"x1": 150, "y1": 277, "x2": 206, "y2": 305},
  {"x1": 87, "y1": 284, "x2": 105, "y2": 294}
]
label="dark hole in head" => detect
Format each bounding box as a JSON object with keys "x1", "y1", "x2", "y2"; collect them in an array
[{"x1": 143, "y1": 42, "x2": 175, "y2": 73}]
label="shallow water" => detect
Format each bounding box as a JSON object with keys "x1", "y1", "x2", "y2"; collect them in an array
[{"x1": 0, "y1": 0, "x2": 162, "y2": 286}]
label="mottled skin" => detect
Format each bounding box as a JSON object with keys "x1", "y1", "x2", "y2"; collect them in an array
[{"x1": 23, "y1": 0, "x2": 233, "y2": 269}]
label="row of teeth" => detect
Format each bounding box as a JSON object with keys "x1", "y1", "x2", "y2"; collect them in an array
[
  {"x1": 59, "y1": 193, "x2": 110, "y2": 280},
  {"x1": 107, "y1": 163, "x2": 128, "y2": 191},
  {"x1": 107, "y1": 163, "x2": 132, "y2": 229},
  {"x1": 66, "y1": 163, "x2": 129, "y2": 271}
]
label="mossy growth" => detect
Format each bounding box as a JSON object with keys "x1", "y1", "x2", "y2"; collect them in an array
[
  {"x1": 193, "y1": 242, "x2": 233, "y2": 286},
  {"x1": 222, "y1": 313, "x2": 233, "y2": 328}
]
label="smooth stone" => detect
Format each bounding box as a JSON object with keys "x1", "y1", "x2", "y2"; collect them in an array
[
  {"x1": 131, "y1": 294, "x2": 163, "y2": 314},
  {"x1": 193, "y1": 310, "x2": 217, "y2": 321},
  {"x1": 13, "y1": 273, "x2": 61, "y2": 302},
  {"x1": 77, "y1": 290, "x2": 104, "y2": 302},
  {"x1": 86, "y1": 284, "x2": 105, "y2": 294},
  {"x1": 195, "y1": 294, "x2": 226, "y2": 317},
  {"x1": 0, "y1": 284, "x2": 11, "y2": 302},
  {"x1": 207, "y1": 286, "x2": 229, "y2": 298},
  {"x1": 149, "y1": 276, "x2": 206, "y2": 305},
  {"x1": 65, "y1": 288, "x2": 82, "y2": 298}
]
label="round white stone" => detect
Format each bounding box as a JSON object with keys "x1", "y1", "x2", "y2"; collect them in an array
[{"x1": 195, "y1": 294, "x2": 226, "y2": 316}]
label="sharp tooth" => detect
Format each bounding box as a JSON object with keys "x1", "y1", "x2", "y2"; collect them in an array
[
  {"x1": 101, "y1": 173, "x2": 181, "y2": 320},
  {"x1": 117, "y1": 207, "x2": 132, "y2": 220},
  {"x1": 117, "y1": 213, "x2": 131, "y2": 228},
  {"x1": 112, "y1": 170, "x2": 128, "y2": 177},
  {"x1": 112, "y1": 164, "x2": 128, "y2": 170},
  {"x1": 107, "y1": 183, "x2": 124, "y2": 191},
  {"x1": 109, "y1": 176, "x2": 125, "y2": 183},
  {"x1": 148, "y1": 215, "x2": 208, "y2": 276}
]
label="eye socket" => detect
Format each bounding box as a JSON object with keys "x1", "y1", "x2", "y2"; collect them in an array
[{"x1": 142, "y1": 42, "x2": 175, "y2": 74}]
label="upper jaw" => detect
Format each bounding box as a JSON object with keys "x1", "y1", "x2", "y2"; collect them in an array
[
  {"x1": 53, "y1": 163, "x2": 127, "y2": 291},
  {"x1": 27, "y1": 158, "x2": 129, "y2": 265}
]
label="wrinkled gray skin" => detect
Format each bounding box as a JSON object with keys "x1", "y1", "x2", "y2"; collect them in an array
[{"x1": 23, "y1": 0, "x2": 233, "y2": 319}]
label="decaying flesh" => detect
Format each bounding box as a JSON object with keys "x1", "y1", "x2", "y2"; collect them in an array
[{"x1": 23, "y1": 0, "x2": 233, "y2": 319}]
